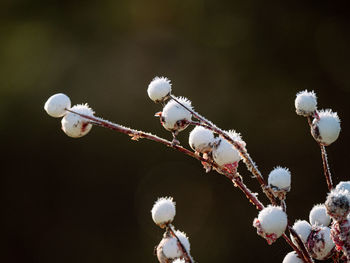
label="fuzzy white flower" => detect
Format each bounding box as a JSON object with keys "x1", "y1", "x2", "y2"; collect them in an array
[
  {"x1": 61, "y1": 104, "x2": 94, "y2": 138},
  {"x1": 312, "y1": 109, "x2": 341, "y2": 146},
  {"x1": 175, "y1": 230, "x2": 190, "y2": 253},
  {"x1": 147, "y1": 76, "x2": 172, "y2": 103},
  {"x1": 309, "y1": 204, "x2": 331, "y2": 226},
  {"x1": 291, "y1": 220, "x2": 311, "y2": 244},
  {"x1": 336, "y1": 181, "x2": 350, "y2": 193},
  {"x1": 325, "y1": 189, "x2": 350, "y2": 221},
  {"x1": 151, "y1": 197, "x2": 176, "y2": 227},
  {"x1": 44, "y1": 93, "x2": 71, "y2": 118},
  {"x1": 212, "y1": 130, "x2": 244, "y2": 167},
  {"x1": 307, "y1": 226, "x2": 334, "y2": 260},
  {"x1": 255, "y1": 205, "x2": 287, "y2": 239},
  {"x1": 295, "y1": 90, "x2": 317, "y2": 116},
  {"x1": 160, "y1": 97, "x2": 192, "y2": 133},
  {"x1": 268, "y1": 167, "x2": 291, "y2": 192},
  {"x1": 188, "y1": 126, "x2": 215, "y2": 153},
  {"x1": 282, "y1": 252, "x2": 304, "y2": 263}
]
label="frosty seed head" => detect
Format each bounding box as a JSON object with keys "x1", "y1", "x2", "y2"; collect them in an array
[
  {"x1": 306, "y1": 226, "x2": 334, "y2": 260},
  {"x1": 157, "y1": 231, "x2": 189, "y2": 260},
  {"x1": 212, "y1": 130, "x2": 244, "y2": 167},
  {"x1": 312, "y1": 109, "x2": 341, "y2": 146},
  {"x1": 44, "y1": 93, "x2": 71, "y2": 118},
  {"x1": 268, "y1": 167, "x2": 291, "y2": 192},
  {"x1": 325, "y1": 189, "x2": 350, "y2": 221},
  {"x1": 151, "y1": 197, "x2": 176, "y2": 227},
  {"x1": 188, "y1": 126, "x2": 215, "y2": 153},
  {"x1": 254, "y1": 205, "x2": 288, "y2": 244},
  {"x1": 336, "y1": 181, "x2": 350, "y2": 193},
  {"x1": 291, "y1": 220, "x2": 312, "y2": 245},
  {"x1": 309, "y1": 204, "x2": 331, "y2": 226},
  {"x1": 147, "y1": 76, "x2": 172, "y2": 103},
  {"x1": 174, "y1": 230, "x2": 190, "y2": 253},
  {"x1": 161, "y1": 97, "x2": 192, "y2": 132},
  {"x1": 295, "y1": 90, "x2": 317, "y2": 117},
  {"x1": 61, "y1": 104, "x2": 94, "y2": 138},
  {"x1": 282, "y1": 252, "x2": 304, "y2": 263}
]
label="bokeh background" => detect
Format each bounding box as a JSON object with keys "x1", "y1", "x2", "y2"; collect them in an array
[{"x1": 1, "y1": 0, "x2": 350, "y2": 262}]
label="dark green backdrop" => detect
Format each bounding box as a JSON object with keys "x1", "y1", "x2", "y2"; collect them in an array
[{"x1": 1, "y1": 0, "x2": 349, "y2": 262}]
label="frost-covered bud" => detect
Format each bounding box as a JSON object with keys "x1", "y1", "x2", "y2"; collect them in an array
[
  {"x1": 151, "y1": 197, "x2": 176, "y2": 227},
  {"x1": 312, "y1": 109, "x2": 341, "y2": 146},
  {"x1": 268, "y1": 167, "x2": 291, "y2": 199},
  {"x1": 336, "y1": 181, "x2": 350, "y2": 193},
  {"x1": 147, "y1": 76, "x2": 172, "y2": 103},
  {"x1": 61, "y1": 104, "x2": 94, "y2": 138},
  {"x1": 309, "y1": 204, "x2": 331, "y2": 226},
  {"x1": 44, "y1": 93, "x2": 71, "y2": 118},
  {"x1": 306, "y1": 226, "x2": 335, "y2": 260},
  {"x1": 282, "y1": 252, "x2": 304, "y2": 263},
  {"x1": 157, "y1": 230, "x2": 190, "y2": 261},
  {"x1": 160, "y1": 97, "x2": 192, "y2": 133},
  {"x1": 253, "y1": 205, "x2": 288, "y2": 244},
  {"x1": 325, "y1": 189, "x2": 350, "y2": 221},
  {"x1": 173, "y1": 259, "x2": 185, "y2": 263},
  {"x1": 295, "y1": 90, "x2": 317, "y2": 116},
  {"x1": 174, "y1": 230, "x2": 190, "y2": 253},
  {"x1": 188, "y1": 126, "x2": 215, "y2": 153},
  {"x1": 212, "y1": 130, "x2": 244, "y2": 167},
  {"x1": 291, "y1": 220, "x2": 312, "y2": 245}
]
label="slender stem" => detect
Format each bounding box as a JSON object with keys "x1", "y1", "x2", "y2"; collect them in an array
[{"x1": 167, "y1": 224, "x2": 194, "y2": 263}]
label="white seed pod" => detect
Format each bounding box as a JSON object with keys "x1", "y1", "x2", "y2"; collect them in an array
[
  {"x1": 282, "y1": 252, "x2": 304, "y2": 263},
  {"x1": 188, "y1": 126, "x2": 215, "y2": 153},
  {"x1": 44, "y1": 93, "x2": 71, "y2": 118},
  {"x1": 307, "y1": 226, "x2": 335, "y2": 260},
  {"x1": 291, "y1": 220, "x2": 312, "y2": 245},
  {"x1": 309, "y1": 204, "x2": 331, "y2": 226},
  {"x1": 295, "y1": 90, "x2": 317, "y2": 116},
  {"x1": 157, "y1": 235, "x2": 181, "y2": 260},
  {"x1": 151, "y1": 197, "x2": 176, "y2": 227},
  {"x1": 325, "y1": 189, "x2": 350, "y2": 221},
  {"x1": 174, "y1": 230, "x2": 190, "y2": 253},
  {"x1": 161, "y1": 97, "x2": 192, "y2": 132},
  {"x1": 336, "y1": 181, "x2": 350, "y2": 193},
  {"x1": 61, "y1": 104, "x2": 94, "y2": 138},
  {"x1": 268, "y1": 167, "x2": 291, "y2": 192},
  {"x1": 312, "y1": 109, "x2": 341, "y2": 146},
  {"x1": 212, "y1": 131, "x2": 244, "y2": 167},
  {"x1": 173, "y1": 259, "x2": 185, "y2": 263},
  {"x1": 147, "y1": 76, "x2": 172, "y2": 103},
  {"x1": 257, "y1": 205, "x2": 288, "y2": 238}
]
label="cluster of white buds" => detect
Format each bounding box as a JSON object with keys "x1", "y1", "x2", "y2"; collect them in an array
[
  {"x1": 44, "y1": 93, "x2": 94, "y2": 138},
  {"x1": 295, "y1": 90, "x2": 341, "y2": 146},
  {"x1": 253, "y1": 205, "x2": 288, "y2": 245},
  {"x1": 267, "y1": 167, "x2": 291, "y2": 200},
  {"x1": 151, "y1": 197, "x2": 193, "y2": 263}
]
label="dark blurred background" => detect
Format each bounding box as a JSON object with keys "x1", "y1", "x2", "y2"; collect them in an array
[{"x1": 1, "y1": 0, "x2": 350, "y2": 262}]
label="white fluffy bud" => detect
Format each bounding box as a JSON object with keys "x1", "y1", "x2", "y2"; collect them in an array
[
  {"x1": 173, "y1": 259, "x2": 185, "y2": 263},
  {"x1": 295, "y1": 90, "x2": 317, "y2": 116},
  {"x1": 291, "y1": 220, "x2": 312, "y2": 245},
  {"x1": 147, "y1": 76, "x2": 172, "y2": 103},
  {"x1": 309, "y1": 204, "x2": 331, "y2": 226},
  {"x1": 158, "y1": 231, "x2": 190, "y2": 260},
  {"x1": 282, "y1": 252, "x2": 304, "y2": 263},
  {"x1": 268, "y1": 167, "x2": 291, "y2": 192},
  {"x1": 336, "y1": 181, "x2": 350, "y2": 193},
  {"x1": 44, "y1": 93, "x2": 71, "y2": 118},
  {"x1": 61, "y1": 104, "x2": 94, "y2": 138},
  {"x1": 161, "y1": 97, "x2": 192, "y2": 132},
  {"x1": 188, "y1": 126, "x2": 215, "y2": 153},
  {"x1": 151, "y1": 197, "x2": 176, "y2": 227},
  {"x1": 175, "y1": 230, "x2": 190, "y2": 253},
  {"x1": 312, "y1": 109, "x2": 341, "y2": 146},
  {"x1": 307, "y1": 226, "x2": 334, "y2": 260},
  {"x1": 325, "y1": 189, "x2": 350, "y2": 221}
]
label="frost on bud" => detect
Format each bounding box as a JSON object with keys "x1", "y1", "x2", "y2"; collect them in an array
[
  {"x1": 295, "y1": 90, "x2": 317, "y2": 117},
  {"x1": 309, "y1": 204, "x2": 331, "y2": 227},
  {"x1": 156, "y1": 230, "x2": 190, "y2": 262},
  {"x1": 173, "y1": 259, "x2": 185, "y2": 263},
  {"x1": 336, "y1": 181, "x2": 350, "y2": 193},
  {"x1": 306, "y1": 226, "x2": 335, "y2": 260},
  {"x1": 61, "y1": 104, "x2": 94, "y2": 138},
  {"x1": 44, "y1": 93, "x2": 71, "y2": 118},
  {"x1": 160, "y1": 97, "x2": 192, "y2": 133},
  {"x1": 311, "y1": 109, "x2": 341, "y2": 146},
  {"x1": 282, "y1": 252, "x2": 304, "y2": 263},
  {"x1": 147, "y1": 76, "x2": 172, "y2": 103},
  {"x1": 188, "y1": 126, "x2": 215, "y2": 153},
  {"x1": 212, "y1": 130, "x2": 244, "y2": 169},
  {"x1": 151, "y1": 197, "x2": 176, "y2": 227},
  {"x1": 253, "y1": 205, "x2": 288, "y2": 244},
  {"x1": 268, "y1": 167, "x2": 291, "y2": 199},
  {"x1": 325, "y1": 189, "x2": 350, "y2": 221},
  {"x1": 291, "y1": 220, "x2": 312, "y2": 245}
]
